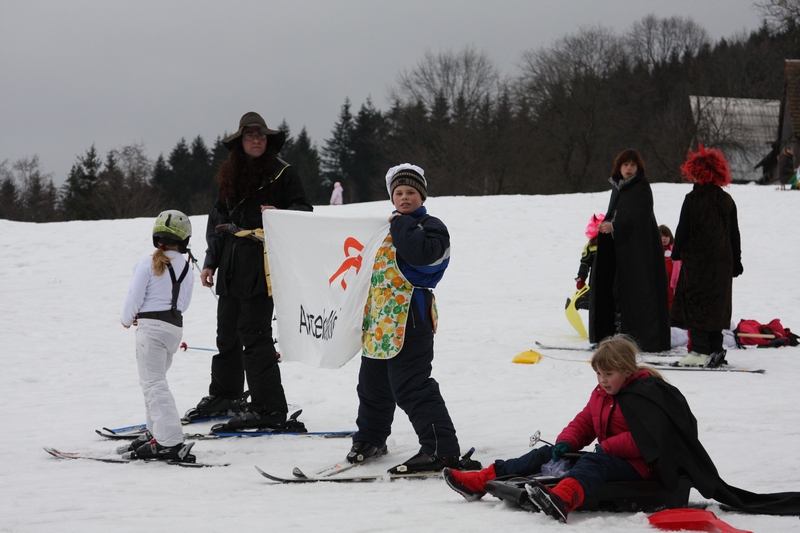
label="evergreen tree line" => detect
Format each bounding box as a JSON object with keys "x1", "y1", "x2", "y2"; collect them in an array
[
  {"x1": 3, "y1": 4, "x2": 800, "y2": 222},
  {"x1": 0, "y1": 126, "x2": 324, "y2": 222}
]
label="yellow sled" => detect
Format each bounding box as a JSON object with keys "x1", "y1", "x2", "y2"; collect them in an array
[{"x1": 565, "y1": 285, "x2": 589, "y2": 339}]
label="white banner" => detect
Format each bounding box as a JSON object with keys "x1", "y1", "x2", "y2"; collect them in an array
[{"x1": 262, "y1": 210, "x2": 390, "y2": 369}]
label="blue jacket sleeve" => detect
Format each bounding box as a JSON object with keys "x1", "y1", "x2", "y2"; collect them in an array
[{"x1": 390, "y1": 214, "x2": 450, "y2": 267}]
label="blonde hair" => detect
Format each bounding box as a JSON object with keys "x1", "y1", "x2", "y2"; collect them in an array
[
  {"x1": 591, "y1": 334, "x2": 664, "y2": 380},
  {"x1": 152, "y1": 243, "x2": 179, "y2": 276}
]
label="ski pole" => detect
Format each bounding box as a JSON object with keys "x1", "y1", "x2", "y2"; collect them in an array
[
  {"x1": 188, "y1": 249, "x2": 218, "y2": 301},
  {"x1": 180, "y1": 342, "x2": 216, "y2": 353}
]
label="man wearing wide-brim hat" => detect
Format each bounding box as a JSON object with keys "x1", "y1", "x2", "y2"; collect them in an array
[{"x1": 188, "y1": 111, "x2": 312, "y2": 431}]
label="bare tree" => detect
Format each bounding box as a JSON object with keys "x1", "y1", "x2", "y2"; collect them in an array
[
  {"x1": 625, "y1": 14, "x2": 710, "y2": 70},
  {"x1": 391, "y1": 46, "x2": 501, "y2": 119},
  {"x1": 388, "y1": 47, "x2": 503, "y2": 195},
  {"x1": 1, "y1": 155, "x2": 61, "y2": 222},
  {"x1": 96, "y1": 143, "x2": 159, "y2": 219},
  {"x1": 754, "y1": 0, "x2": 800, "y2": 32},
  {"x1": 514, "y1": 25, "x2": 625, "y2": 192}
]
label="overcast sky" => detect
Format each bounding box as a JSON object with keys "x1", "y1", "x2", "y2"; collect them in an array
[{"x1": 1, "y1": 0, "x2": 762, "y2": 185}]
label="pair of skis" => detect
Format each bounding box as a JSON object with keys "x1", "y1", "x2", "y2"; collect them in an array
[{"x1": 533, "y1": 342, "x2": 765, "y2": 373}]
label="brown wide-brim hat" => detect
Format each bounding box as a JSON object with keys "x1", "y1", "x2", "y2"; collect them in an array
[{"x1": 222, "y1": 111, "x2": 286, "y2": 151}]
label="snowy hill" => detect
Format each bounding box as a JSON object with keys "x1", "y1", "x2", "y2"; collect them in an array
[{"x1": 2, "y1": 183, "x2": 798, "y2": 532}]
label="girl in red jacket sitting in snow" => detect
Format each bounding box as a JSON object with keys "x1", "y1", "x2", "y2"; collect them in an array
[{"x1": 443, "y1": 335, "x2": 664, "y2": 523}]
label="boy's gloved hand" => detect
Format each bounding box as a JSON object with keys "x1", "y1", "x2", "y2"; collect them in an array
[
  {"x1": 576, "y1": 278, "x2": 585, "y2": 290},
  {"x1": 552, "y1": 442, "x2": 571, "y2": 461}
]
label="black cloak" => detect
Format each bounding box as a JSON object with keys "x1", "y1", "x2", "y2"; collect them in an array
[
  {"x1": 589, "y1": 175, "x2": 671, "y2": 352},
  {"x1": 617, "y1": 377, "x2": 800, "y2": 515},
  {"x1": 670, "y1": 184, "x2": 742, "y2": 331}
]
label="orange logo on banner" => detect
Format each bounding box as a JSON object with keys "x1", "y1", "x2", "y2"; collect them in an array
[{"x1": 329, "y1": 237, "x2": 365, "y2": 290}]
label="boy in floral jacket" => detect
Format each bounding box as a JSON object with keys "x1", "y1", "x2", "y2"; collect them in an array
[{"x1": 347, "y1": 164, "x2": 479, "y2": 475}]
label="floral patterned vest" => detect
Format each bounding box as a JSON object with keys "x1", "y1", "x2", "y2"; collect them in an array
[{"x1": 361, "y1": 233, "x2": 438, "y2": 359}]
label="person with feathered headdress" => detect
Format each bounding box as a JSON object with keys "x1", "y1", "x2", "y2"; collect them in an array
[{"x1": 671, "y1": 145, "x2": 743, "y2": 367}]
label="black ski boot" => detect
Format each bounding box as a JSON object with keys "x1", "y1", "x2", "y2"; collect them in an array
[
  {"x1": 388, "y1": 448, "x2": 481, "y2": 474},
  {"x1": 116, "y1": 430, "x2": 153, "y2": 454},
  {"x1": 127, "y1": 440, "x2": 196, "y2": 462},
  {"x1": 210, "y1": 408, "x2": 305, "y2": 433},
  {"x1": 706, "y1": 350, "x2": 728, "y2": 368},
  {"x1": 183, "y1": 394, "x2": 246, "y2": 422},
  {"x1": 346, "y1": 441, "x2": 388, "y2": 464}
]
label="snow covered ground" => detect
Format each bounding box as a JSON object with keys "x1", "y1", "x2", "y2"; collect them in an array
[{"x1": 2, "y1": 183, "x2": 799, "y2": 532}]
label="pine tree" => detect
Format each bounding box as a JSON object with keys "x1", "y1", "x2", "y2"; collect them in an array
[
  {"x1": 322, "y1": 99, "x2": 355, "y2": 201},
  {"x1": 187, "y1": 136, "x2": 215, "y2": 215},
  {"x1": 60, "y1": 145, "x2": 103, "y2": 220},
  {"x1": 282, "y1": 126, "x2": 324, "y2": 204},
  {"x1": 0, "y1": 160, "x2": 20, "y2": 220},
  {"x1": 151, "y1": 138, "x2": 191, "y2": 212},
  {"x1": 350, "y1": 99, "x2": 390, "y2": 202}
]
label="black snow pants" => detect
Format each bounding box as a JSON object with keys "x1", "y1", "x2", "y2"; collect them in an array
[
  {"x1": 354, "y1": 291, "x2": 459, "y2": 457},
  {"x1": 209, "y1": 293, "x2": 287, "y2": 414}
]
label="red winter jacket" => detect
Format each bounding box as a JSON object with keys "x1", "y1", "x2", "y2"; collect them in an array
[{"x1": 556, "y1": 369, "x2": 655, "y2": 479}]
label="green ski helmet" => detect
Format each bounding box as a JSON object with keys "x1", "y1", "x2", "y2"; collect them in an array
[{"x1": 152, "y1": 210, "x2": 191, "y2": 253}]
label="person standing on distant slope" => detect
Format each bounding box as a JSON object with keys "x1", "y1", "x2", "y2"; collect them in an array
[
  {"x1": 777, "y1": 146, "x2": 794, "y2": 191},
  {"x1": 347, "y1": 163, "x2": 481, "y2": 475},
  {"x1": 188, "y1": 111, "x2": 313, "y2": 431},
  {"x1": 671, "y1": 145, "x2": 743, "y2": 367},
  {"x1": 588, "y1": 149, "x2": 671, "y2": 353},
  {"x1": 330, "y1": 181, "x2": 343, "y2": 205},
  {"x1": 119, "y1": 210, "x2": 195, "y2": 462}
]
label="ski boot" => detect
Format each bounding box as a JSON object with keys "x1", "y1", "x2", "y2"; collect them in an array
[
  {"x1": 183, "y1": 393, "x2": 247, "y2": 422},
  {"x1": 346, "y1": 441, "x2": 388, "y2": 464},
  {"x1": 116, "y1": 429, "x2": 153, "y2": 454},
  {"x1": 126, "y1": 440, "x2": 196, "y2": 463},
  {"x1": 211, "y1": 408, "x2": 306, "y2": 433},
  {"x1": 388, "y1": 448, "x2": 481, "y2": 475}
]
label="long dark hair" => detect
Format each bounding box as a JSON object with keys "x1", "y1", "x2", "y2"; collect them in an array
[
  {"x1": 216, "y1": 142, "x2": 280, "y2": 207},
  {"x1": 611, "y1": 149, "x2": 646, "y2": 180}
]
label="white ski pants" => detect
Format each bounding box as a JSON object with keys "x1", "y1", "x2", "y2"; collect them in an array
[{"x1": 135, "y1": 319, "x2": 183, "y2": 446}]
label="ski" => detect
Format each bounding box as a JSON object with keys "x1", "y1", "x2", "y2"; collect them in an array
[
  {"x1": 535, "y1": 341, "x2": 593, "y2": 352},
  {"x1": 43, "y1": 447, "x2": 228, "y2": 468},
  {"x1": 643, "y1": 361, "x2": 765, "y2": 374},
  {"x1": 255, "y1": 465, "x2": 442, "y2": 483},
  {"x1": 192, "y1": 430, "x2": 354, "y2": 440},
  {"x1": 291, "y1": 450, "x2": 387, "y2": 479},
  {"x1": 290, "y1": 446, "x2": 477, "y2": 480},
  {"x1": 100, "y1": 407, "x2": 305, "y2": 439},
  {"x1": 98, "y1": 414, "x2": 234, "y2": 438},
  {"x1": 535, "y1": 341, "x2": 685, "y2": 358},
  {"x1": 96, "y1": 428, "x2": 354, "y2": 441}
]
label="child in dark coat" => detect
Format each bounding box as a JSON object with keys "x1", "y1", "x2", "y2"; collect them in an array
[
  {"x1": 348, "y1": 164, "x2": 479, "y2": 475},
  {"x1": 570, "y1": 214, "x2": 604, "y2": 310}
]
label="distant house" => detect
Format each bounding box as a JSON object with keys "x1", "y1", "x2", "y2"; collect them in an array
[{"x1": 690, "y1": 95, "x2": 780, "y2": 183}]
